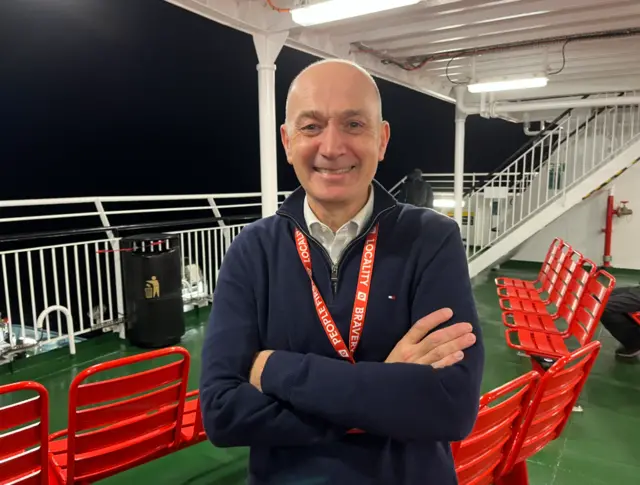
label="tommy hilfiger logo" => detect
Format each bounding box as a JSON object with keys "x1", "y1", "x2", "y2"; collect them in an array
[{"x1": 388, "y1": 295, "x2": 396, "y2": 300}]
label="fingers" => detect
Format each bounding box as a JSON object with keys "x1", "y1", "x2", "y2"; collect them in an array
[
  {"x1": 416, "y1": 321, "x2": 473, "y2": 354},
  {"x1": 416, "y1": 332, "x2": 476, "y2": 366},
  {"x1": 430, "y1": 351, "x2": 465, "y2": 369},
  {"x1": 403, "y1": 308, "x2": 453, "y2": 344}
]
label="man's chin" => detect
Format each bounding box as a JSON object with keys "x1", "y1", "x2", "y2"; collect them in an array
[
  {"x1": 303, "y1": 177, "x2": 370, "y2": 206},
  {"x1": 311, "y1": 192, "x2": 352, "y2": 205}
]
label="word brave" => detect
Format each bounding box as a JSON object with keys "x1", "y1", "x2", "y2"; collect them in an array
[{"x1": 294, "y1": 224, "x2": 380, "y2": 363}]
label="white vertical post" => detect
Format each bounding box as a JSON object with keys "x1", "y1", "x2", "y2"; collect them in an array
[
  {"x1": 94, "y1": 200, "x2": 125, "y2": 337},
  {"x1": 454, "y1": 86, "x2": 468, "y2": 227},
  {"x1": 253, "y1": 32, "x2": 288, "y2": 218}
]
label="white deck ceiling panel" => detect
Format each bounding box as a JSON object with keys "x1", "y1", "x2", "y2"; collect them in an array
[{"x1": 166, "y1": 0, "x2": 640, "y2": 121}]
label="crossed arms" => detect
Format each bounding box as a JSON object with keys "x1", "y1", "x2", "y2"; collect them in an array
[{"x1": 199, "y1": 224, "x2": 484, "y2": 447}]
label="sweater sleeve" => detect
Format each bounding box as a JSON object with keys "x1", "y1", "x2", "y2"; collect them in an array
[
  {"x1": 199, "y1": 228, "x2": 347, "y2": 447},
  {"x1": 260, "y1": 220, "x2": 484, "y2": 443}
]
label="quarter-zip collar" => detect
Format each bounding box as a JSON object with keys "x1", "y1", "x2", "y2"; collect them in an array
[
  {"x1": 277, "y1": 178, "x2": 398, "y2": 296},
  {"x1": 277, "y1": 179, "x2": 398, "y2": 231}
]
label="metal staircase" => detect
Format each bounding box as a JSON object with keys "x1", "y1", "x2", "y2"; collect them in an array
[{"x1": 465, "y1": 99, "x2": 640, "y2": 278}]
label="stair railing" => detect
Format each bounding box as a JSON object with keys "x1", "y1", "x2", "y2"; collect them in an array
[{"x1": 464, "y1": 99, "x2": 640, "y2": 260}]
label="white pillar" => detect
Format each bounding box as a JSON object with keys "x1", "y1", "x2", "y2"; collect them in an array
[
  {"x1": 454, "y1": 86, "x2": 468, "y2": 227},
  {"x1": 253, "y1": 32, "x2": 288, "y2": 218}
]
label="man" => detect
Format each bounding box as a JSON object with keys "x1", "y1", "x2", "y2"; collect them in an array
[
  {"x1": 200, "y1": 59, "x2": 484, "y2": 485},
  {"x1": 600, "y1": 283, "x2": 640, "y2": 361},
  {"x1": 398, "y1": 168, "x2": 435, "y2": 208}
]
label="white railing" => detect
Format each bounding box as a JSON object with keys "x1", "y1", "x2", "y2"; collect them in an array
[
  {"x1": 387, "y1": 171, "x2": 540, "y2": 206},
  {"x1": 464, "y1": 103, "x2": 640, "y2": 259},
  {"x1": 0, "y1": 191, "x2": 291, "y2": 362},
  {"x1": 389, "y1": 172, "x2": 491, "y2": 197},
  {"x1": 0, "y1": 191, "x2": 292, "y2": 226}
]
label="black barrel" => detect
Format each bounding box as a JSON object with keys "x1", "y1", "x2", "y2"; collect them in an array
[{"x1": 120, "y1": 233, "x2": 185, "y2": 348}]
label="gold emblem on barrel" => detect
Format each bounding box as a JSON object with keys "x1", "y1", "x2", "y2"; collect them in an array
[{"x1": 145, "y1": 275, "x2": 160, "y2": 299}]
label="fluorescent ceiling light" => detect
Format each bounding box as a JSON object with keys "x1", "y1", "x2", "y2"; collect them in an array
[
  {"x1": 433, "y1": 198, "x2": 465, "y2": 208},
  {"x1": 467, "y1": 76, "x2": 548, "y2": 93},
  {"x1": 291, "y1": 0, "x2": 421, "y2": 27}
]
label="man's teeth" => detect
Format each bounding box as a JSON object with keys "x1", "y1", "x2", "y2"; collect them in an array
[{"x1": 315, "y1": 167, "x2": 354, "y2": 174}]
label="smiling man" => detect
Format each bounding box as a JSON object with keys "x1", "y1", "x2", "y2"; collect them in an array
[{"x1": 200, "y1": 59, "x2": 484, "y2": 485}]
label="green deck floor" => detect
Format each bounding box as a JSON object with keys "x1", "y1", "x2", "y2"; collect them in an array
[{"x1": 1, "y1": 264, "x2": 639, "y2": 484}]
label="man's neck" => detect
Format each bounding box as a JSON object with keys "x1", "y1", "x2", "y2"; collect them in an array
[{"x1": 308, "y1": 187, "x2": 370, "y2": 233}]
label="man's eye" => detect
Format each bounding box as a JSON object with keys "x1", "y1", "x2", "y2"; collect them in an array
[
  {"x1": 348, "y1": 121, "x2": 364, "y2": 129},
  {"x1": 301, "y1": 124, "x2": 319, "y2": 131}
]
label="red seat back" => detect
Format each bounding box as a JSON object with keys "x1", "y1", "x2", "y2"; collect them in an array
[
  {"x1": 553, "y1": 259, "x2": 597, "y2": 324},
  {"x1": 569, "y1": 270, "x2": 616, "y2": 346},
  {"x1": 0, "y1": 381, "x2": 49, "y2": 485},
  {"x1": 499, "y1": 341, "x2": 602, "y2": 475},
  {"x1": 452, "y1": 371, "x2": 539, "y2": 485},
  {"x1": 535, "y1": 238, "x2": 564, "y2": 282},
  {"x1": 543, "y1": 248, "x2": 584, "y2": 310},
  {"x1": 63, "y1": 346, "x2": 190, "y2": 483},
  {"x1": 537, "y1": 242, "x2": 572, "y2": 294},
  {"x1": 181, "y1": 390, "x2": 207, "y2": 447}
]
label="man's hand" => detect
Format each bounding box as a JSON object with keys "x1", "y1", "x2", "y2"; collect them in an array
[
  {"x1": 385, "y1": 308, "x2": 475, "y2": 368},
  {"x1": 249, "y1": 350, "x2": 274, "y2": 391}
]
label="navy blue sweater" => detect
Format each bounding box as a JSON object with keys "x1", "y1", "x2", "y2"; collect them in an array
[{"x1": 200, "y1": 181, "x2": 484, "y2": 485}]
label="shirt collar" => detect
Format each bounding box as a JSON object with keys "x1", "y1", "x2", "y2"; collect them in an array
[{"x1": 304, "y1": 185, "x2": 375, "y2": 236}]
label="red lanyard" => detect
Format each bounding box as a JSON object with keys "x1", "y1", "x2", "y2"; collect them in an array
[{"x1": 294, "y1": 224, "x2": 379, "y2": 364}]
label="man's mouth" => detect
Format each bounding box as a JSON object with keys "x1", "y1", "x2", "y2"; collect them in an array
[{"x1": 314, "y1": 166, "x2": 355, "y2": 175}]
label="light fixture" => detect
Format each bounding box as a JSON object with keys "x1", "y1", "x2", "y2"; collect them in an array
[
  {"x1": 467, "y1": 76, "x2": 548, "y2": 93},
  {"x1": 291, "y1": 0, "x2": 421, "y2": 27},
  {"x1": 433, "y1": 198, "x2": 465, "y2": 209}
]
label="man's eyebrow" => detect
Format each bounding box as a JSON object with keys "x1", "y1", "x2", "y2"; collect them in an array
[
  {"x1": 295, "y1": 110, "x2": 323, "y2": 123},
  {"x1": 295, "y1": 109, "x2": 369, "y2": 123},
  {"x1": 341, "y1": 109, "x2": 368, "y2": 118}
]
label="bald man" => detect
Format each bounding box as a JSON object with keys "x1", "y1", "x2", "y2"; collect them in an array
[{"x1": 200, "y1": 59, "x2": 484, "y2": 485}]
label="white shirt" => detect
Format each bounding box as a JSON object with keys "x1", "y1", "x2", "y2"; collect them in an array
[{"x1": 303, "y1": 187, "x2": 375, "y2": 265}]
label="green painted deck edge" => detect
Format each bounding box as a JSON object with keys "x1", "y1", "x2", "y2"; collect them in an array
[{"x1": 0, "y1": 308, "x2": 209, "y2": 380}]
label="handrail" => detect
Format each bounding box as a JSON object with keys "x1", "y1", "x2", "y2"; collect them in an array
[
  {"x1": 0, "y1": 191, "x2": 290, "y2": 208},
  {"x1": 36, "y1": 305, "x2": 75, "y2": 355},
  {"x1": 0, "y1": 213, "x2": 259, "y2": 244},
  {"x1": 388, "y1": 172, "x2": 493, "y2": 196}
]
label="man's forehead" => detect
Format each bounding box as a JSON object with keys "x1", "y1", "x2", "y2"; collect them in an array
[
  {"x1": 285, "y1": 60, "x2": 383, "y2": 122},
  {"x1": 287, "y1": 81, "x2": 381, "y2": 120},
  {"x1": 293, "y1": 72, "x2": 375, "y2": 97}
]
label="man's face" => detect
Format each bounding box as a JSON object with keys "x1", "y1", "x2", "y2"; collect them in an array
[{"x1": 281, "y1": 63, "x2": 390, "y2": 206}]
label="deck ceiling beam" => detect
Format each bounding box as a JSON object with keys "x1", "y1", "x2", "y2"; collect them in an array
[
  {"x1": 333, "y1": 0, "x2": 626, "y2": 45},
  {"x1": 384, "y1": 17, "x2": 640, "y2": 58},
  {"x1": 164, "y1": 0, "x2": 640, "y2": 119}
]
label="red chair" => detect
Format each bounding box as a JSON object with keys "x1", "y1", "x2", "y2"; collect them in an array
[
  {"x1": 179, "y1": 390, "x2": 207, "y2": 448},
  {"x1": 495, "y1": 341, "x2": 602, "y2": 485},
  {"x1": 497, "y1": 241, "x2": 571, "y2": 302},
  {"x1": 452, "y1": 371, "x2": 540, "y2": 485},
  {"x1": 630, "y1": 312, "x2": 640, "y2": 325},
  {"x1": 502, "y1": 259, "x2": 596, "y2": 335},
  {"x1": 495, "y1": 238, "x2": 563, "y2": 290},
  {"x1": 48, "y1": 347, "x2": 190, "y2": 484},
  {"x1": 0, "y1": 381, "x2": 51, "y2": 485},
  {"x1": 498, "y1": 247, "x2": 582, "y2": 315},
  {"x1": 505, "y1": 270, "x2": 615, "y2": 360}
]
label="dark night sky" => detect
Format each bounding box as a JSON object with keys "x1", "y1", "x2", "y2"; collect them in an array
[{"x1": 0, "y1": 0, "x2": 530, "y2": 200}]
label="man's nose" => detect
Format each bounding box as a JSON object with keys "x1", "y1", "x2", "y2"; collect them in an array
[{"x1": 318, "y1": 123, "x2": 347, "y2": 159}]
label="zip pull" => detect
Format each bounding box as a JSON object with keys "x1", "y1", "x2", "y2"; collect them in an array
[{"x1": 331, "y1": 264, "x2": 339, "y2": 294}]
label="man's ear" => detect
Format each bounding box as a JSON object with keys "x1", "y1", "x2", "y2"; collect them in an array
[
  {"x1": 378, "y1": 120, "x2": 391, "y2": 161},
  {"x1": 280, "y1": 124, "x2": 293, "y2": 165}
]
